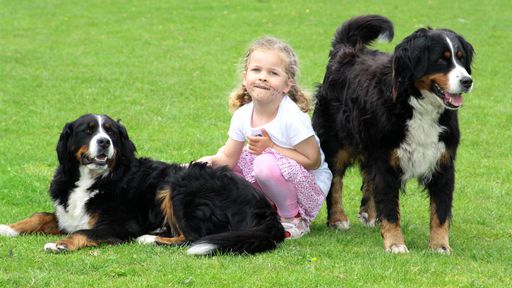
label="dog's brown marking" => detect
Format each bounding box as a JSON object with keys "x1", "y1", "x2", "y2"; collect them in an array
[
  {"x1": 359, "y1": 172, "x2": 377, "y2": 225},
  {"x1": 381, "y1": 219, "x2": 405, "y2": 250},
  {"x1": 415, "y1": 73, "x2": 449, "y2": 91},
  {"x1": 157, "y1": 187, "x2": 183, "y2": 237},
  {"x1": 334, "y1": 148, "x2": 353, "y2": 172},
  {"x1": 328, "y1": 175, "x2": 348, "y2": 227},
  {"x1": 75, "y1": 145, "x2": 89, "y2": 161},
  {"x1": 327, "y1": 149, "x2": 354, "y2": 227},
  {"x1": 437, "y1": 150, "x2": 453, "y2": 166},
  {"x1": 55, "y1": 233, "x2": 99, "y2": 251},
  {"x1": 9, "y1": 212, "x2": 62, "y2": 235},
  {"x1": 154, "y1": 235, "x2": 186, "y2": 246},
  {"x1": 429, "y1": 201, "x2": 451, "y2": 252},
  {"x1": 456, "y1": 50, "x2": 463, "y2": 59},
  {"x1": 389, "y1": 149, "x2": 400, "y2": 169},
  {"x1": 87, "y1": 213, "x2": 99, "y2": 228},
  {"x1": 443, "y1": 51, "x2": 451, "y2": 59}
]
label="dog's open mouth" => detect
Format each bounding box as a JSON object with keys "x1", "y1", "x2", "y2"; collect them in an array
[
  {"x1": 82, "y1": 154, "x2": 109, "y2": 166},
  {"x1": 432, "y1": 82, "x2": 463, "y2": 109}
]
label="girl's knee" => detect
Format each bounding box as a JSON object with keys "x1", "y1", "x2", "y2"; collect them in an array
[{"x1": 253, "y1": 154, "x2": 281, "y2": 182}]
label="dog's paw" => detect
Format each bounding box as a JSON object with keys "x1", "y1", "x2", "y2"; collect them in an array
[
  {"x1": 430, "y1": 244, "x2": 452, "y2": 255},
  {"x1": 0, "y1": 225, "x2": 19, "y2": 237},
  {"x1": 136, "y1": 235, "x2": 157, "y2": 245},
  {"x1": 357, "y1": 212, "x2": 377, "y2": 228},
  {"x1": 329, "y1": 220, "x2": 350, "y2": 231},
  {"x1": 44, "y1": 242, "x2": 68, "y2": 253},
  {"x1": 385, "y1": 244, "x2": 409, "y2": 254}
]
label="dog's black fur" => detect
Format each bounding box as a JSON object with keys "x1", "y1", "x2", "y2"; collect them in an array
[
  {"x1": 312, "y1": 15, "x2": 474, "y2": 253},
  {"x1": 0, "y1": 114, "x2": 284, "y2": 255}
]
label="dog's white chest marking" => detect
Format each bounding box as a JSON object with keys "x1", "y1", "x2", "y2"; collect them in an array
[
  {"x1": 55, "y1": 167, "x2": 98, "y2": 232},
  {"x1": 397, "y1": 96, "x2": 446, "y2": 181}
]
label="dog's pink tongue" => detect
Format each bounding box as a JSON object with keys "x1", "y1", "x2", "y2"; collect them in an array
[{"x1": 446, "y1": 93, "x2": 463, "y2": 107}]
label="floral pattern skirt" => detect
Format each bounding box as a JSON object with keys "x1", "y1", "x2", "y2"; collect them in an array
[{"x1": 236, "y1": 148, "x2": 325, "y2": 224}]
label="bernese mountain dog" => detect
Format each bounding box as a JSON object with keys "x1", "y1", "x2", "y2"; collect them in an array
[
  {"x1": 312, "y1": 15, "x2": 474, "y2": 253},
  {"x1": 0, "y1": 114, "x2": 284, "y2": 255}
]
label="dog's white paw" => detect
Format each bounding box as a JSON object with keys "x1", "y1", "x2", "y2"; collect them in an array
[
  {"x1": 44, "y1": 243, "x2": 68, "y2": 253},
  {"x1": 433, "y1": 247, "x2": 451, "y2": 255},
  {"x1": 386, "y1": 244, "x2": 409, "y2": 254},
  {"x1": 0, "y1": 225, "x2": 19, "y2": 237},
  {"x1": 357, "y1": 212, "x2": 377, "y2": 227},
  {"x1": 431, "y1": 245, "x2": 452, "y2": 255},
  {"x1": 136, "y1": 235, "x2": 157, "y2": 245},
  {"x1": 329, "y1": 220, "x2": 350, "y2": 231}
]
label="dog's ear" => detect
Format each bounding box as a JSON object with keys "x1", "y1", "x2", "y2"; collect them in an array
[
  {"x1": 56, "y1": 122, "x2": 73, "y2": 166},
  {"x1": 116, "y1": 120, "x2": 137, "y2": 160},
  {"x1": 392, "y1": 28, "x2": 430, "y2": 99},
  {"x1": 455, "y1": 33, "x2": 474, "y2": 74}
]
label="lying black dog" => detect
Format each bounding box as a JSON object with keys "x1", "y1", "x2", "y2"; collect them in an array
[{"x1": 0, "y1": 114, "x2": 284, "y2": 255}]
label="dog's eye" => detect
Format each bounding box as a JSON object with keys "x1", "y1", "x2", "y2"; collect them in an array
[
  {"x1": 84, "y1": 128, "x2": 93, "y2": 134},
  {"x1": 437, "y1": 58, "x2": 447, "y2": 65},
  {"x1": 456, "y1": 51, "x2": 464, "y2": 59}
]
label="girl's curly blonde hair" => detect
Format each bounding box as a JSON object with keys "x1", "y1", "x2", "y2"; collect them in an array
[{"x1": 228, "y1": 36, "x2": 311, "y2": 113}]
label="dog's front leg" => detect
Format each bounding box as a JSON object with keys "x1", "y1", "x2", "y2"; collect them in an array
[
  {"x1": 136, "y1": 234, "x2": 186, "y2": 246},
  {"x1": 425, "y1": 160, "x2": 454, "y2": 254},
  {"x1": 0, "y1": 212, "x2": 62, "y2": 237},
  {"x1": 373, "y1": 165, "x2": 408, "y2": 253},
  {"x1": 44, "y1": 228, "x2": 125, "y2": 253}
]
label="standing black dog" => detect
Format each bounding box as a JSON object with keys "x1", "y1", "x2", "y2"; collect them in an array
[
  {"x1": 0, "y1": 114, "x2": 284, "y2": 255},
  {"x1": 312, "y1": 15, "x2": 474, "y2": 253}
]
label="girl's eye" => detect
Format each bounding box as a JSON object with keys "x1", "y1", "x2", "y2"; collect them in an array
[{"x1": 270, "y1": 71, "x2": 278, "y2": 76}]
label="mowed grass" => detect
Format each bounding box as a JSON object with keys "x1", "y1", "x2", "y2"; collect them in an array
[{"x1": 0, "y1": 0, "x2": 511, "y2": 287}]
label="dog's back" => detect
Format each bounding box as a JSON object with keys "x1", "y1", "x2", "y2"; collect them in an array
[{"x1": 314, "y1": 15, "x2": 402, "y2": 158}]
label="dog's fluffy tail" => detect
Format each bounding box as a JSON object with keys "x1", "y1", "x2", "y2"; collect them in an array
[
  {"x1": 333, "y1": 14, "x2": 394, "y2": 48},
  {"x1": 187, "y1": 219, "x2": 285, "y2": 256}
]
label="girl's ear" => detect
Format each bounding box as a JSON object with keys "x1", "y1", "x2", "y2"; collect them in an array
[
  {"x1": 284, "y1": 78, "x2": 294, "y2": 94},
  {"x1": 242, "y1": 70, "x2": 247, "y2": 86}
]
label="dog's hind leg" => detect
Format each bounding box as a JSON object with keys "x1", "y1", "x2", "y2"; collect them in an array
[
  {"x1": 327, "y1": 176, "x2": 349, "y2": 230},
  {"x1": 0, "y1": 212, "x2": 62, "y2": 237},
  {"x1": 358, "y1": 172, "x2": 378, "y2": 227},
  {"x1": 326, "y1": 149, "x2": 353, "y2": 230}
]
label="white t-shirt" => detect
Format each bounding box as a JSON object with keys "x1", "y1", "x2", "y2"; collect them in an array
[{"x1": 228, "y1": 96, "x2": 332, "y2": 196}]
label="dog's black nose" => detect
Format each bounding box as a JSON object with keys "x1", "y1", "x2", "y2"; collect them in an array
[
  {"x1": 97, "y1": 138, "x2": 111, "y2": 149},
  {"x1": 460, "y1": 77, "x2": 473, "y2": 89}
]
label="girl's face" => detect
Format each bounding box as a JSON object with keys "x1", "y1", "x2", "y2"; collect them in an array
[{"x1": 243, "y1": 49, "x2": 292, "y2": 105}]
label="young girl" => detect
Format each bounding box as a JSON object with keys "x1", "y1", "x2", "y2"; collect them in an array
[{"x1": 198, "y1": 37, "x2": 332, "y2": 239}]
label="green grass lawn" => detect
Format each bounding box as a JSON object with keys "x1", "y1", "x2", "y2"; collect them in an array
[{"x1": 1, "y1": 0, "x2": 511, "y2": 287}]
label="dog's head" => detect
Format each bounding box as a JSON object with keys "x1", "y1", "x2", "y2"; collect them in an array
[
  {"x1": 392, "y1": 28, "x2": 474, "y2": 110},
  {"x1": 56, "y1": 114, "x2": 136, "y2": 175}
]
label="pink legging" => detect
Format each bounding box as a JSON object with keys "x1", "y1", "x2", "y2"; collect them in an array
[{"x1": 234, "y1": 154, "x2": 299, "y2": 218}]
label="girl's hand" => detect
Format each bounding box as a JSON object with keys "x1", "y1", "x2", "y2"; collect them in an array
[
  {"x1": 195, "y1": 156, "x2": 213, "y2": 166},
  {"x1": 247, "y1": 129, "x2": 274, "y2": 155}
]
